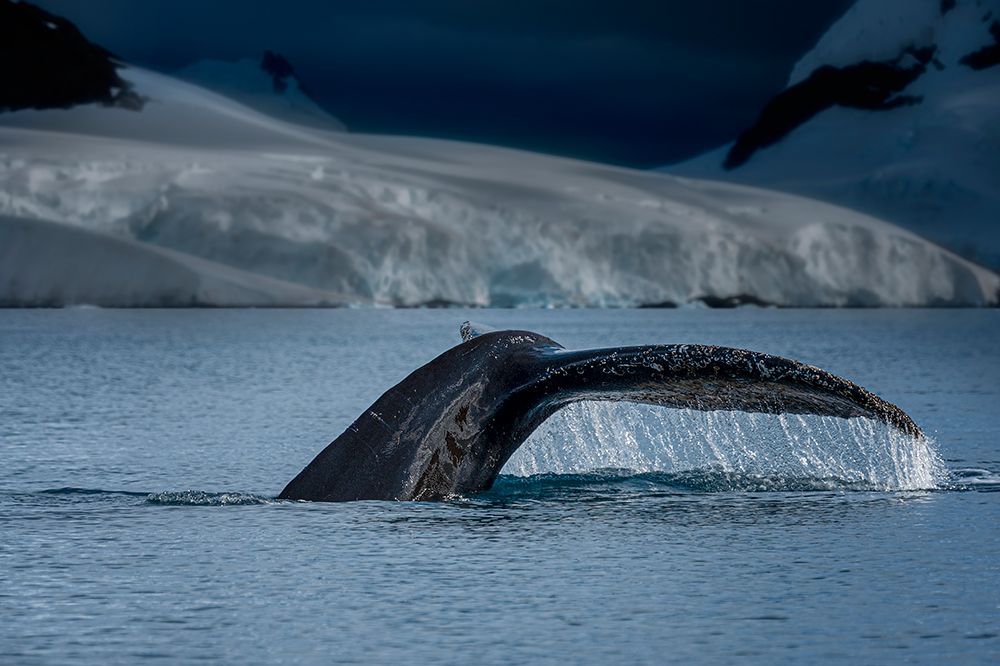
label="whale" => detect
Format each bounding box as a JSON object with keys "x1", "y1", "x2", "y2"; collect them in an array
[{"x1": 279, "y1": 322, "x2": 922, "y2": 502}]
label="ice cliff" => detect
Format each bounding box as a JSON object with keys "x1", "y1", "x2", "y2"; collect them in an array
[{"x1": 0, "y1": 61, "x2": 996, "y2": 306}]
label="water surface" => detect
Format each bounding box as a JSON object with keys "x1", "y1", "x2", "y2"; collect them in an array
[{"x1": 1, "y1": 309, "x2": 998, "y2": 663}]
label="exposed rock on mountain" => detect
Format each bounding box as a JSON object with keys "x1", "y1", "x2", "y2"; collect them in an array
[{"x1": 0, "y1": 0, "x2": 141, "y2": 112}]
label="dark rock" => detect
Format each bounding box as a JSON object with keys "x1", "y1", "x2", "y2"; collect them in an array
[
  {"x1": 0, "y1": 0, "x2": 142, "y2": 112},
  {"x1": 694, "y1": 294, "x2": 774, "y2": 308},
  {"x1": 724, "y1": 46, "x2": 934, "y2": 170},
  {"x1": 259, "y1": 49, "x2": 325, "y2": 104},
  {"x1": 959, "y1": 21, "x2": 1000, "y2": 70},
  {"x1": 394, "y1": 298, "x2": 479, "y2": 309},
  {"x1": 260, "y1": 50, "x2": 294, "y2": 93}
]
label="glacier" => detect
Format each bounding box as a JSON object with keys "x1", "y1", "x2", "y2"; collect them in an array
[
  {"x1": 0, "y1": 66, "x2": 997, "y2": 307},
  {"x1": 670, "y1": 0, "x2": 1000, "y2": 268}
]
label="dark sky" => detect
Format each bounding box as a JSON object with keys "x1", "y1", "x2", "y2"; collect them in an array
[{"x1": 34, "y1": 0, "x2": 852, "y2": 167}]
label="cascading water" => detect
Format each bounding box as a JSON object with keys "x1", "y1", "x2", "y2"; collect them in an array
[{"x1": 504, "y1": 402, "x2": 945, "y2": 491}]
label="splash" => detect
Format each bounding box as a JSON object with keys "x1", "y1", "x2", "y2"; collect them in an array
[{"x1": 504, "y1": 402, "x2": 944, "y2": 491}]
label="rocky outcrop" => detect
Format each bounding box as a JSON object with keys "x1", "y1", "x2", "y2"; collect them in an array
[
  {"x1": 0, "y1": 0, "x2": 141, "y2": 112},
  {"x1": 724, "y1": 47, "x2": 934, "y2": 169}
]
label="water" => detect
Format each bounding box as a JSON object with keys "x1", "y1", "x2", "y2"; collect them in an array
[{"x1": 1, "y1": 308, "x2": 998, "y2": 664}]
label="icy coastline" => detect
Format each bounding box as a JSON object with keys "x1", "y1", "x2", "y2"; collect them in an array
[{"x1": 1, "y1": 67, "x2": 996, "y2": 308}]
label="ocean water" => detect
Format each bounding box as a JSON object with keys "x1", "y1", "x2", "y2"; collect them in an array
[{"x1": 1, "y1": 308, "x2": 998, "y2": 664}]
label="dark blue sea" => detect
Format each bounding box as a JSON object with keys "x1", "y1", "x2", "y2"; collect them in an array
[{"x1": 2, "y1": 309, "x2": 998, "y2": 664}]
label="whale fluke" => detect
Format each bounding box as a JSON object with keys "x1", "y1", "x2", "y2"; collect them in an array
[{"x1": 279, "y1": 324, "x2": 922, "y2": 502}]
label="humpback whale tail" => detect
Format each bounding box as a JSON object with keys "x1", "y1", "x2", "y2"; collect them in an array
[{"x1": 279, "y1": 322, "x2": 922, "y2": 502}]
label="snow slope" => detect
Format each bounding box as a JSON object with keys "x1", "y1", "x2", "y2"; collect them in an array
[
  {"x1": 0, "y1": 65, "x2": 996, "y2": 307},
  {"x1": 175, "y1": 56, "x2": 346, "y2": 132},
  {"x1": 670, "y1": 0, "x2": 1000, "y2": 266},
  {"x1": 0, "y1": 215, "x2": 342, "y2": 306}
]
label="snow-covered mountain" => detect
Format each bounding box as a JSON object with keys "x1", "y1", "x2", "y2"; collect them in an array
[
  {"x1": 670, "y1": 0, "x2": 1000, "y2": 267},
  {"x1": 0, "y1": 6, "x2": 996, "y2": 307},
  {"x1": 175, "y1": 52, "x2": 346, "y2": 132},
  {"x1": 2, "y1": 63, "x2": 995, "y2": 308}
]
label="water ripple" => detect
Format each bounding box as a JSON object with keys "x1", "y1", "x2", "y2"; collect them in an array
[{"x1": 144, "y1": 491, "x2": 275, "y2": 506}]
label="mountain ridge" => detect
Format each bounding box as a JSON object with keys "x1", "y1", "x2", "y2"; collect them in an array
[{"x1": 668, "y1": 0, "x2": 1000, "y2": 267}]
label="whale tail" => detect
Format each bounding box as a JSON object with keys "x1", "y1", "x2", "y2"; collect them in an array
[
  {"x1": 510, "y1": 339, "x2": 922, "y2": 439},
  {"x1": 279, "y1": 324, "x2": 922, "y2": 502}
]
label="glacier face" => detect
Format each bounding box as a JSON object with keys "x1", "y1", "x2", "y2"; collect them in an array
[
  {"x1": 0, "y1": 66, "x2": 996, "y2": 307},
  {"x1": 670, "y1": 0, "x2": 1000, "y2": 267}
]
